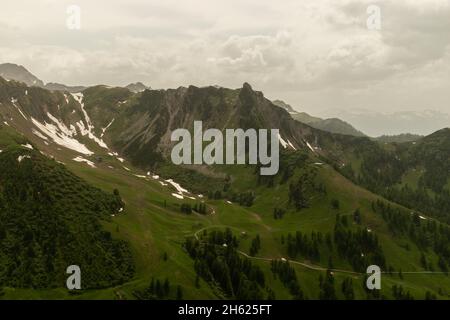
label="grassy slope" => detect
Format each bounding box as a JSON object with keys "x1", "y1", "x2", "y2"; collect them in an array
[{"x1": 2, "y1": 141, "x2": 448, "y2": 300}]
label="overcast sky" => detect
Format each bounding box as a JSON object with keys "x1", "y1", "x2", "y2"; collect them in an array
[{"x1": 1, "y1": 0, "x2": 450, "y2": 119}]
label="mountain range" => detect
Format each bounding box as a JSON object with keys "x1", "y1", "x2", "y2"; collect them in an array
[
  {"x1": 272, "y1": 100, "x2": 427, "y2": 143},
  {"x1": 323, "y1": 108, "x2": 450, "y2": 137},
  {"x1": 272, "y1": 100, "x2": 366, "y2": 137},
  {"x1": 0, "y1": 63, "x2": 149, "y2": 94},
  {"x1": 1, "y1": 63, "x2": 436, "y2": 140},
  {"x1": 0, "y1": 63, "x2": 449, "y2": 300}
]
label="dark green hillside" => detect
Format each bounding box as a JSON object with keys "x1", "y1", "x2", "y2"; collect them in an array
[
  {"x1": 322, "y1": 128, "x2": 450, "y2": 223},
  {"x1": 185, "y1": 229, "x2": 267, "y2": 300},
  {"x1": 374, "y1": 134, "x2": 423, "y2": 143},
  {"x1": 0, "y1": 133, "x2": 134, "y2": 289},
  {"x1": 410, "y1": 128, "x2": 450, "y2": 193},
  {"x1": 81, "y1": 85, "x2": 134, "y2": 133}
]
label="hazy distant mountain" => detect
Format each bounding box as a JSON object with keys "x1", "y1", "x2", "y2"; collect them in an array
[
  {"x1": 0, "y1": 63, "x2": 153, "y2": 94},
  {"x1": 0, "y1": 63, "x2": 45, "y2": 87},
  {"x1": 273, "y1": 99, "x2": 366, "y2": 137},
  {"x1": 292, "y1": 112, "x2": 323, "y2": 124},
  {"x1": 274, "y1": 99, "x2": 448, "y2": 138},
  {"x1": 0, "y1": 63, "x2": 88, "y2": 93},
  {"x1": 326, "y1": 108, "x2": 450, "y2": 137},
  {"x1": 374, "y1": 133, "x2": 423, "y2": 143},
  {"x1": 272, "y1": 99, "x2": 297, "y2": 113},
  {"x1": 45, "y1": 82, "x2": 87, "y2": 93},
  {"x1": 125, "y1": 82, "x2": 149, "y2": 93},
  {"x1": 310, "y1": 118, "x2": 366, "y2": 137}
]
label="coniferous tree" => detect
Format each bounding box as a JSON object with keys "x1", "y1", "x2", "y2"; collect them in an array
[
  {"x1": 176, "y1": 285, "x2": 183, "y2": 300},
  {"x1": 341, "y1": 278, "x2": 355, "y2": 300},
  {"x1": 319, "y1": 270, "x2": 336, "y2": 300}
]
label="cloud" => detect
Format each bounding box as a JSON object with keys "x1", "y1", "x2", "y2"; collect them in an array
[
  {"x1": 0, "y1": 0, "x2": 449, "y2": 116},
  {"x1": 208, "y1": 32, "x2": 294, "y2": 73}
]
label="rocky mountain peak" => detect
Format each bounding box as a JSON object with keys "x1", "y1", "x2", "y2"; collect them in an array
[{"x1": 0, "y1": 63, "x2": 45, "y2": 87}]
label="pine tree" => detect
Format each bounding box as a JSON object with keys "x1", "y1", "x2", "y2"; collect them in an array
[
  {"x1": 195, "y1": 274, "x2": 200, "y2": 288},
  {"x1": 176, "y1": 285, "x2": 183, "y2": 300},
  {"x1": 319, "y1": 270, "x2": 336, "y2": 300},
  {"x1": 341, "y1": 278, "x2": 354, "y2": 300},
  {"x1": 163, "y1": 278, "x2": 170, "y2": 297}
]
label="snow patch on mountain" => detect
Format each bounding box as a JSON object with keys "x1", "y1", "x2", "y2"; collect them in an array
[
  {"x1": 287, "y1": 139, "x2": 296, "y2": 150},
  {"x1": 31, "y1": 115, "x2": 93, "y2": 155},
  {"x1": 278, "y1": 133, "x2": 288, "y2": 149},
  {"x1": 32, "y1": 129, "x2": 48, "y2": 140},
  {"x1": 171, "y1": 193, "x2": 184, "y2": 199},
  {"x1": 71, "y1": 93, "x2": 110, "y2": 149},
  {"x1": 73, "y1": 156, "x2": 96, "y2": 168},
  {"x1": 11, "y1": 97, "x2": 27, "y2": 119},
  {"x1": 107, "y1": 151, "x2": 126, "y2": 164},
  {"x1": 21, "y1": 143, "x2": 33, "y2": 150},
  {"x1": 47, "y1": 112, "x2": 77, "y2": 137},
  {"x1": 166, "y1": 179, "x2": 188, "y2": 194},
  {"x1": 101, "y1": 118, "x2": 115, "y2": 138},
  {"x1": 305, "y1": 140, "x2": 316, "y2": 153},
  {"x1": 17, "y1": 155, "x2": 31, "y2": 163}
]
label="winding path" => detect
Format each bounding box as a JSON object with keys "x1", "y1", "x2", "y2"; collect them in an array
[
  {"x1": 193, "y1": 225, "x2": 361, "y2": 275},
  {"x1": 193, "y1": 225, "x2": 449, "y2": 276}
]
